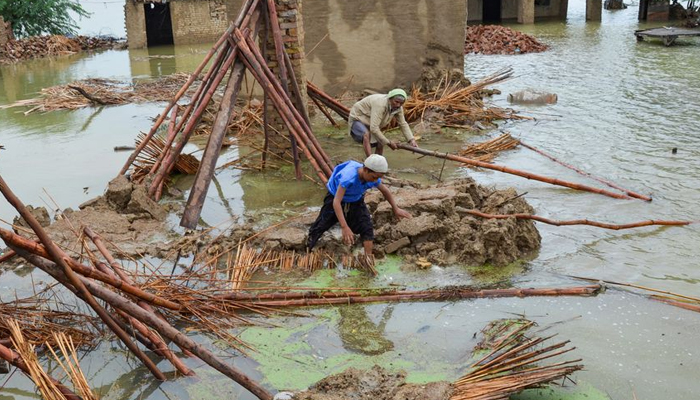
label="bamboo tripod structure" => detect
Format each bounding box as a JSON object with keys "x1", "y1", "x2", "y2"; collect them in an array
[{"x1": 119, "y1": 0, "x2": 333, "y2": 230}]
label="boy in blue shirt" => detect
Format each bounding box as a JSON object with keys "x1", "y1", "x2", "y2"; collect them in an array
[{"x1": 307, "y1": 154, "x2": 411, "y2": 256}]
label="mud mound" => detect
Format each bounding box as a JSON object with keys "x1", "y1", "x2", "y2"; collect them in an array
[
  {"x1": 250, "y1": 178, "x2": 540, "y2": 267},
  {"x1": 290, "y1": 365, "x2": 452, "y2": 400},
  {"x1": 10, "y1": 176, "x2": 173, "y2": 258},
  {"x1": 368, "y1": 179, "x2": 540, "y2": 266},
  {"x1": 465, "y1": 25, "x2": 548, "y2": 55}
]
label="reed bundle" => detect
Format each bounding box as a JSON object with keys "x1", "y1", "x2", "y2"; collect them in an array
[
  {"x1": 451, "y1": 319, "x2": 582, "y2": 400},
  {"x1": 47, "y1": 332, "x2": 98, "y2": 400},
  {"x1": 131, "y1": 132, "x2": 200, "y2": 183},
  {"x1": 8, "y1": 319, "x2": 67, "y2": 400},
  {"x1": 403, "y1": 68, "x2": 524, "y2": 125},
  {"x1": 0, "y1": 74, "x2": 194, "y2": 115},
  {"x1": 0, "y1": 295, "x2": 98, "y2": 347},
  {"x1": 459, "y1": 133, "x2": 520, "y2": 163}
]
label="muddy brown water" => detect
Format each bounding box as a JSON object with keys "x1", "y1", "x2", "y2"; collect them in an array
[{"x1": 1, "y1": 1, "x2": 700, "y2": 399}]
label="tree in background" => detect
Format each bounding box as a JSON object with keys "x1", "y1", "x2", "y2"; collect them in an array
[{"x1": 0, "y1": 0, "x2": 89, "y2": 38}]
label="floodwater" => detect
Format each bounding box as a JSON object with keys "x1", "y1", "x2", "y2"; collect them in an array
[{"x1": 1, "y1": 1, "x2": 700, "y2": 399}]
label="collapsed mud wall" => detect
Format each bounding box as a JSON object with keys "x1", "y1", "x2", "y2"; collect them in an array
[
  {"x1": 367, "y1": 178, "x2": 540, "y2": 266},
  {"x1": 255, "y1": 178, "x2": 541, "y2": 267}
]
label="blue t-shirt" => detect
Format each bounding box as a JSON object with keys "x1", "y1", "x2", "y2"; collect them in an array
[{"x1": 326, "y1": 160, "x2": 381, "y2": 202}]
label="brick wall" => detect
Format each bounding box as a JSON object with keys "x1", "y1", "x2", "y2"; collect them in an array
[
  {"x1": 170, "y1": 0, "x2": 229, "y2": 45},
  {"x1": 263, "y1": 0, "x2": 308, "y2": 159}
]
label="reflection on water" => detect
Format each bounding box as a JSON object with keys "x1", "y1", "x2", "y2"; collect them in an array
[{"x1": 1, "y1": 1, "x2": 699, "y2": 399}]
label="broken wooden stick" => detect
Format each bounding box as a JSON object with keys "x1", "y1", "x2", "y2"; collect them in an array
[
  {"x1": 397, "y1": 143, "x2": 634, "y2": 200},
  {"x1": 465, "y1": 210, "x2": 691, "y2": 230},
  {"x1": 519, "y1": 140, "x2": 652, "y2": 201},
  {"x1": 218, "y1": 285, "x2": 602, "y2": 307}
]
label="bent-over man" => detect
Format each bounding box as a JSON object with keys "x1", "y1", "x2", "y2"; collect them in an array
[
  {"x1": 348, "y1": 88, "x2": 418, "y2": 157},
  {"x1": 307, "y1": 154, "x2": 411, "y2": 255}
]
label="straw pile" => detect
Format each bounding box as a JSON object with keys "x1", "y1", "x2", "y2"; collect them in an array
[
  {"x1": 131, "y1": 131, "x2": 200, "y2": 183},
  {"x1": 8, "y1": 319, "x2": 67, "y2": 400},
  {"x1": 1, "y1": 35, "x2": 122, "y2": 63},
  {"x1": 403, "y1": 68, "x2": 526, "y2": 127},
  {"x1": 459, "y1": 133, "x2": 520, "y2": 163},
  {"x1": 0, "y1": 294, "x2": 98, "y2": 347},
  {"x1": 451, "y1": 319, "x2": 583, "y2": 400},
  {"x1": 0, "y1": 74, "x2": 194, "y2": 114},
  {"x1": 465, "y1": 25, "x2": 549, "y2": 55},
  {"x1": 47, "y1": 332, "x2": 98, "y2": 400}
]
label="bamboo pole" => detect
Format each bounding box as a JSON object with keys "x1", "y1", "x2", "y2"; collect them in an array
[
  {"x1": 149, "y1": 46, "x2": 240, "y2": 199},
  {"x1": 0, "y1": 176, "x2": 166, "y2": 381},
  {"x1": 233, "y1": 30, "x2": 330, "y2": 182},
  {"x1": 181, "y1": 57, "x2": 248, "y2": 229},
  {"x1": 283, "y1": 50, "x2": 332, "y2": 168},
  {"x1": 239, "y1": 31, "x2": 332, "y2": 176},
  {"x1": 0, "y1": 227, "x2": 181, "y2": 310},
  {"x1": 220, "y1": 285, "x2": 601, "y2": 307},
  {"x1": 0, "y1": 342, "x2": 83, "y2": 400},
  {"x1": 118, "y1": 24, "x2": 236, "y2": 176},
  {"x1": 310, "y1": 95, "x2": 339, "y2": 127},
  {"x1": 519, "y1": 140, "x2": 652, "y2": 201},
  {"x1": 0, "y1": 249, "x2": 16, "y2": 264},
  {"x1": 83, "y1": 228, "x2": 194, "y2": 376},
  {"x1": 396, "y1": 143, "x2": 634, "y2": 200},
  {"x1": 569, "y1": 275, "x2": 700, "y2": 302},
  {"x1": 465, "y1": 210, "x2": 691, "y2": 230},
  {"x1": 148, "y1": 104, "x2": 179, "y2": 175},
  {"x1": 306, "y1": 81, "x2": 350, "y2": 120},
  {"x1": 15, "y1": 250, "x2": 273, "y2": 400}
]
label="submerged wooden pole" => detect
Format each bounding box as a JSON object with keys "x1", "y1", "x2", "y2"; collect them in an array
[
  {"x1": 16, "y1": 250, "x2": 274, "y2": 400},
  {"x1": 0, "y1": 175, "x2": 166, "y2": 381},
  {"x1": 0, "y1": 343, "x2": 83, "y2": 400},
  {"x1": 465, "y1": 210, "x2": 691, "y2": 230},
  {"x1": 0, "y1": 227, "x2": 181, "y2": 310},
  {"x1": 219, "y1": 285, "x2": 602, "y2": 307},
  {"x1": 118, "y1": 24, "x2": 235, "y2": 176},
  {"x1": 396, "y1": 144, "x2": 634, "y2": 200},
  {"x1": 84, "y1": 227, "x2": 195, "y2": 376},
  {"x1": 519, "y1": 140, "x2": 652, "y2": 201}
]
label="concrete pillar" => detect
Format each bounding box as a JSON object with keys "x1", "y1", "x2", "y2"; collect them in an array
[
  {"x1": 124, "y1": 1, "x2": 147, "y2": 49},
  {"x1": 518, "y1": 0, "x2": 535, "y2": 24},
  {"x1": 586, "y1": 0, "x2": 602, "y2": 21}
]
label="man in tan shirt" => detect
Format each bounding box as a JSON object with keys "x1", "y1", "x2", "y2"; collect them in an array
[{"x1": 348, "y1": 88, "x2": 418, "y2": 157}]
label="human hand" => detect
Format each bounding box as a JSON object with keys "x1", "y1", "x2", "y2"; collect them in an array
[
  {"x1": 341, "y1": 226, "x2": 355, "y2": 245},
  {"x1": 388, "y1": 141, "x2": 398, "y2": 150},
  {"x1": 393, "y1": 207, "x2": 412, "y2": 220},
  {"x1": 408, "y1": 139, "x2": 417, "y2": 147}
]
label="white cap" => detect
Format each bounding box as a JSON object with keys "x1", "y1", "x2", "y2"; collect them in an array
[{"x1": 364, "y1": 154, "x2": 388, "y2": 173}]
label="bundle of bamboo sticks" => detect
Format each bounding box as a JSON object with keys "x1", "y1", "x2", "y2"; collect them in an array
[
  {"x1": 459, "y1": 133, "x2": 520, "y2": 163},
  {"x1": 451, "y1": 319, "x2": 582, "y2": 400}
]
